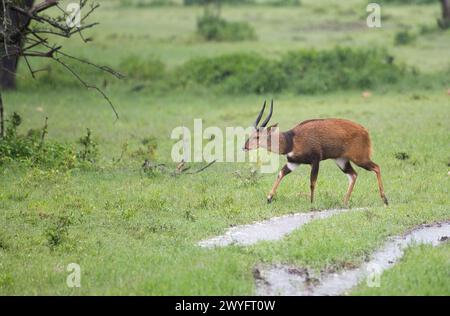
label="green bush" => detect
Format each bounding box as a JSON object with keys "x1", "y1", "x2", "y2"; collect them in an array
[
  {"x1": 77, "y1": 128, "x2": 98, "y2": 163},
  {"x1": 0, "y1": 113, "x2": 100, "y2": 169},
  {"x1": 120, "y1": 0, "x2": 180, "y2": 7},
  {"x1": 267, "y1": 0, "x2": 301, "y2": 6},
  {"x1": 171, "y1": 48, "x2": 404, "y2": 94},
  {"x1": 120, "y1": 56, "x2": 166, "y2": 81},
  {"x1": 173, "y1": 53, "x2": 284, "y2": 93},
  {"x1": 184, "y1": 0, "x2": 255, "y2": 5},
  {"x1": 279, "y1": 47, "x2": 403, "y2": 93},
  {"x1": 375, "y1": 0, "x2": 436, "y2": 4},
  {"x1": 197, "y1": 14, "x2": 257, "y2": 41},
  {"x1": 184, "y1": 0, "x2": 300, "y2": 5}
]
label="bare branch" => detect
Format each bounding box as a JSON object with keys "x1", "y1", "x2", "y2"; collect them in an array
[
  {"x1": 1, "y1": 0, "x2": 121, "y2": 120},
  {"x1": 53, "y1": 57, "x2": 119, "y2": 119}
]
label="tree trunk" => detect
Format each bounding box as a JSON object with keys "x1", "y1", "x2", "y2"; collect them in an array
[
  {"x1": 0, "y1": 0, "x2": 35, "y2": 90},
  {"x1": 0, "y1": 91, "x2": 4, "y2": 138},
  {"x1": 439, "y1": 0, "x2": 450, "y2": 29}
]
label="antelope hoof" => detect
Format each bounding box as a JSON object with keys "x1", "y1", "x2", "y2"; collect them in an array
[
  {"x1": 383, "y1": 196, "x2": 389, "y2": 207},
  {"x1": 267, "y1": 196, "x2": 273, "y2": 204}
]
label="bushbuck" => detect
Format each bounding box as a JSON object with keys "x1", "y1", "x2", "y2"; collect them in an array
[{"x1": 243, "y1": 100, "x2": 388, "y2": 206}]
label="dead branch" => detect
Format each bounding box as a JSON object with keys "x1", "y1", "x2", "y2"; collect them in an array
[
  {"x1": 141, "y1": 159, "x2": 217, "y2": 177},
  {"x1": 1, "y1": 0, "x2": 121, "y2": 120}
]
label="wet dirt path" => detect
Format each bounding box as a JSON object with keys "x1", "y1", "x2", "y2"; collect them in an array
[
  {"x1": 198, "y1": 208, "x2": 364, "y2": 248},
  {"x1": 254, "y1": 222, "x2": 450, "y2": 296}
]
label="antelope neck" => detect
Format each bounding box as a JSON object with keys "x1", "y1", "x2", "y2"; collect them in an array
[
  {"x1": 281, "y1": 130, "x2": 295, "y2": 155},
  {"x1": 265, "y1": 130, "x2": 294, "y2": 155}
]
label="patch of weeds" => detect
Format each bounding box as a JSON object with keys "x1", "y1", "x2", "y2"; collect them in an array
[
  {"x1": 77, "y1": 128, "x2": 98, "y2": 163},
  {"x1": 105, "y1": 198, "x2": 126, "y2": 211},
  {"x1": 184, "y1": 210, "x2": 197, "y2": 222},
  {"x1": 141, "y1": 161, "x2": 167, "y2": 178},
  {"x1": 221, "y1": 195, "x2": 235, "y2": 208},
  {"x1": 132, "y1": 136, "x2": 158, "y2": 160},
  {"x1": 113, "y1": 142, "x2": 129, "y2": 165},
  {"x1": 0, "y1": 234, "x2": 9, "y2": 250},
  {"x1": 0, "y1": 112, "x2": 76, "y2": 169},
  {"x1": 7, "y1": 190, "x2": 30, "y2": 202},
  {"x1": 119, "y1": 55, "x2": 165, "y2": 81},
  {"x1": 63, "y1": 196, "x2": 95, "y2": 215},
  {"x1": 233, "y1": 168, "x2": 260, "y2": 187},
  {"x1": 0, "y1": 273, "x2": 14, "y2": 289},
  {"x1": 45, "y1": 215, "x2": 72, "y2": 249},
  {"x1": 395, "y1": 152, "x2": 410, "y2": 161},
  {"x1": 120, "y1": 0, "x2": 178, "y2": 7},
  {"x1": 195, "y1": 195, "x2": 217, "y2": 210},
  {"x1": 418, "y1": 24, "x2": 439, "y2": 35},
  {"x1": 197, "y1": 14, "x2": 257, "y2": 42},
  {"x1": 122, "y1": 206, "x2": 139, "y2": 220},
  {"x1": 394, "y1": 30, "x2": 416, "y2": 46},
  {"x1": 364, "y1": 209, "x2": 379, "y2": 221},
  {"x1": 145, "y1": 197, "x2": 167, "y2": 212}
]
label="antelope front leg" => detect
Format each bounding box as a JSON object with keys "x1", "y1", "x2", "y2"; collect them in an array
[{"x1": 267, "y1": 163, "x2": 298, "y2": 203}]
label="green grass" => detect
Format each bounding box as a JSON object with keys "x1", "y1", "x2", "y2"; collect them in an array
[
  {"x1": 1, "y1": 90, "x2": 449, "y2": 295},
  {"x1": 1, "y1": 0, "x2": 449, "y2": 295}
]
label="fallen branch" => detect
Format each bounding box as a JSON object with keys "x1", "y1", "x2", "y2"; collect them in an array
[{"x1": 141, "y1": 159, "x2": 217, "y2": 177}]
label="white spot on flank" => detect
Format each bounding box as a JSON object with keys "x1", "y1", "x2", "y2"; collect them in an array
[
  {"x1": 287, "y1": 162, "x2": 299, "y2": 171},
  {"x1": 287, "y1": 152, "x2": 294, "y2": 158},
  {"x1": 334, "y1": 158, "x2": 348, "y2": 170}
]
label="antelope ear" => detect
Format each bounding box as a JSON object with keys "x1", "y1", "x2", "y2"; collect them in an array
[{"x1": 267, "y1": 123, "x2": 279, "y2": 131}]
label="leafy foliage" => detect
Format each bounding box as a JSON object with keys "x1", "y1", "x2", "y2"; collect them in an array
[
  {"x1": 375, "y1": 0, "x2": 436, "y2": 4},
  {"x1": 0, "y1": 113, "x2": 98, "y2": 169},
  {"x1": 77, "y1": 129, "x2": 98, "y2": 163},
  {"x1": 197, "y1": 14, "x2": 257, "y2": 41},
  {"x1": 172, "y1": 48, "x2": 405, "y2": 94},
  {"x1": 120, "y1": 56, "x2": 166, "y2": 80}
]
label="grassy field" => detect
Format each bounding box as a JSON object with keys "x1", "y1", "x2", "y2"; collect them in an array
[{"x1": 0, "y1": 0, "x2": 449, "y2": 295}]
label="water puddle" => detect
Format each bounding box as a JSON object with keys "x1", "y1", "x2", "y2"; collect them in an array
[
  {"x1": 255, "y1": 222, "x2": 450, "y2": 296},
  {"x1": 198, "y1": 208, "x2": 364, "y2": 248}
]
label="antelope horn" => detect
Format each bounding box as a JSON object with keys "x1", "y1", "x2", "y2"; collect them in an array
[
  {"x1": 260, "y1": 99, "x2": 273, "y2": 128},
  {"x1": 254, "y1": 100, "x2": 266, "y2": 128}
]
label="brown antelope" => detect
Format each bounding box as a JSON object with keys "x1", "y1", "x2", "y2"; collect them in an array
[{"x1": 243, "y1": 100, "x2": 388, "y2": 206}]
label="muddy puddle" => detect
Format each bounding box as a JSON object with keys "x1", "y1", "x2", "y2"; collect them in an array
[
  {"x1": 255, "y1": 222, "x2": 450, "y2": 296},
  {"x1": 198, "y1": 208, "x2": 364, "y2": 248}
]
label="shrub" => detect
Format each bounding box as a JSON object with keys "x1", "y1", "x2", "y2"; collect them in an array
[
  {"x1": 374, "y1": 0, "x2": 436, "y2": 4},
  {"x1": 185, "y1": 0, "x2": 255, "y2": 5},
  {"x1": 131, "y1": 136, "x2": 158, "y2": 160},
  {"x1": 120, "y1": 56, "x2": 166, "y2": 81},
  {"x1": 77, "y1": 128, "x2": 98, "y2": 163},
  {"x1": 45, "y1": 215, "x2": 72, "y2": 249},
  {"x1": 184, "y1": 0, "x2": 299, "y2": 5},
  {"x1": 279, "y1": 47, "x2": 404, "y2": 93},
  {"x1": 0, "y1": 113, "x2": 76, "y2": 168},
  {"x1": 197, "y1": 14, "x2": 257, "y2": 42},
  {"x1": 267, "y1": 0, "x2": 301, "y2": 6},
  {"x1": 120, "y1": 0, "x2": 179, "y2": 7},
  {"x1": 0, "y1": 113, "x2": 101, "y2": 169},
  {"x1": 173, "y1": 53, "x2": 284, "y2": 93},
  {"x1": 171, "y1": 48, "x2": 404, "y2": 94}
]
